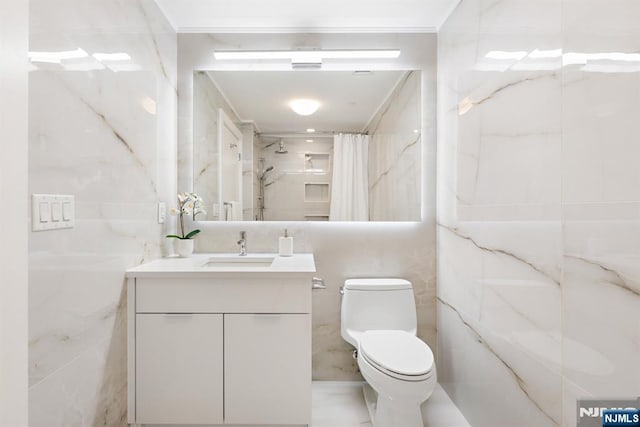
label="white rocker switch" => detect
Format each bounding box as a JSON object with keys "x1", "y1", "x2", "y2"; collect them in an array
[
  {"x1": 39, "y1": 202, "x2": 50, "y2": 223},
  {"x1": 51, "y1": 202, "x2": 62, "y2": 222},
  {"x1": 62, "y1": 202, "x2": 72, "y2": 221}
]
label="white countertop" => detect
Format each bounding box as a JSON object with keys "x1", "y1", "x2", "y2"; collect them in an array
[{"x1": 126, "y1": 253, "x2": 316, "y2": 278}]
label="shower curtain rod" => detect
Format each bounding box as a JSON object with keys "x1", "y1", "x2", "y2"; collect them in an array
[{"x1": 256, "y1": 130, "x2": 369, "y2": 138}]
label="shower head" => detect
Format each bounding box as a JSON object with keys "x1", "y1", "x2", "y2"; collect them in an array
[
  {"x1": 275, "y1": 140, "x2": 288, "y2": 154},
  {"x1": 259, "y1": 165, "x2": 274, "y2": 180}
]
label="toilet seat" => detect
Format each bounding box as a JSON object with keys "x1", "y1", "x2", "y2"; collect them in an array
[{"x1": 359, "y1": 330, "x2": 434, "y2": 382}]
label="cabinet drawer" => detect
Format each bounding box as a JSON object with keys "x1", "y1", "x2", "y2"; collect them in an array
[{"x1": 135, "y1": 278, "x2": 311, "y2": 313}]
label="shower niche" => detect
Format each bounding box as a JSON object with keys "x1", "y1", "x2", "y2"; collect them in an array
[{"x1": 255, "y1": 138, "x2": 333, "y2": 221}]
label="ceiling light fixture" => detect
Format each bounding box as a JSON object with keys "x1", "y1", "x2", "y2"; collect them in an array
[
  {"x1": 306, "y1": 128, "x2": 316, "y2": 133},
  {"x1": 290, "y1": 99, "x2": 320, "y2": 116},
  {"x1": 214, "y1": 49, "x2": 401, "y2": 61}
]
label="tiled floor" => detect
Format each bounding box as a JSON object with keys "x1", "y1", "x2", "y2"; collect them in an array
[{"x1": 311, "y1": 381, "x2": 471, "y2": 427}]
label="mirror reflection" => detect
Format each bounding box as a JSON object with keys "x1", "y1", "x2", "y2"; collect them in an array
[{"x1": 193, "y1": 69, "x2": 421, "y2": 221}]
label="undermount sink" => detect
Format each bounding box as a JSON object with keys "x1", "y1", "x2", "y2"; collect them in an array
[{"x1": 202, "y1": 256, "x2": 276, "y2": 268}]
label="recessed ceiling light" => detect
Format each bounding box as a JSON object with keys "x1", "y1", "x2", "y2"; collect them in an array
[
  {"x1": 290, "y1": 99, "x2": 320, "y2": 116},
  {"x1": 306, "y1": 139, "x2": 313, "y2": 143},
  {"x1": 306, "y1": 128, "x2": 316, "y2": 133}
]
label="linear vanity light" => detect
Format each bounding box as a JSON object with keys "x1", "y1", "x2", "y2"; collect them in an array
[{"x1": 213, "y1": 49, "x2": 401, "y2": 61}]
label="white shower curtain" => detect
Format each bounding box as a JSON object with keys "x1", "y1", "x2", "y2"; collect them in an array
[{"x1": 329, "y1": 133, "x2": 369, "y2": 221}]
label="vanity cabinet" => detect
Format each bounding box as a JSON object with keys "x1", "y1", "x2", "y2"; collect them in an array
[
  {"x1": 224, "y1": 314, "x2": 311, "y2": 424},
  {"x1": 126, "y1": 255, "x2": 315, "y2": 427},
  {"x1": 135, "y1": 314, "x2": 224, "y2": 424}
]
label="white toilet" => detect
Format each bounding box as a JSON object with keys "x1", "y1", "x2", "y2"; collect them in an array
[{"x1": 340, "y1": 278, "x2": 436, "y2": 427}]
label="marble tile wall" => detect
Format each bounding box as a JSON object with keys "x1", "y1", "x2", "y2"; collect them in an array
[
  {"x1": 178, "y1": 33, "x2": 438, "y2": 380},
  {"x1": 561, "y1": 1, "x2": 640, "y2": 425},
  {"x1": 28, "y1": 0, "x2": 177, "y2": 425},
  {"x1": 438, "y1": 1, "x2": 640, "y2": 426},
  {"x1": 367, "y1": 70, "x2": 422, "y2": 221},
  {"x1": 192, "y1": 70, "x2": 241, "y2": 221}
]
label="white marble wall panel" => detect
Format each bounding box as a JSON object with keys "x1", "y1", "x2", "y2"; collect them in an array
[
  {"x1": 440, "y1": 1, "x2": 640, "y2": 426},
  {"x1": 438, "y1": 1, "x2": 563, "y2": 426},
  {"x1": 367, "y1": 70, "x2": 422, "y2": 221},
  {"x1": 561, "y1": 1, "x2": 640, "y2": 425},
  {"x1": 28, "y1": 0, "x2": 177, "y2": 425}
]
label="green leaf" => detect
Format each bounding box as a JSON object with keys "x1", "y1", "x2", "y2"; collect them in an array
[
  {"x1": 165, "y1": 234, "x2": 182, "y2": 239},
  {"x1": 184, "y1": 229, "x2": 201, "y2": 239}
]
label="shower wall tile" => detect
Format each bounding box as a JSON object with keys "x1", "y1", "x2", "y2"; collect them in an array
[
  {"x1": 257, "y1": 138, "x2": 333, "y2": 222},
  {"x1": 367, "y1": 70, "x2": 422, "y2": 221},
  {"x1": 28, "y1": 0, "x2": 177, "y2": 425}
]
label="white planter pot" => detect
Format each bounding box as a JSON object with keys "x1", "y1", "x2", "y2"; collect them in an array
[{"x1": 174, "y1": 239, "x2": 194, "y2": 257}]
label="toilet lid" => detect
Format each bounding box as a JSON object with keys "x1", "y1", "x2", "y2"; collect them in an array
[{"x1": 360, "y1": 330, "x2": 434, "y2": 377}]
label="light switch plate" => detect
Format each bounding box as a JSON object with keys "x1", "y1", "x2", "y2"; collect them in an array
[{"x1": 32, "y1": 194, "x2": 75, "y2": 231}]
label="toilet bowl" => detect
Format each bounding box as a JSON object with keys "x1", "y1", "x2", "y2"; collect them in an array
[
  {"x1": 340, "y1": 278, "x2": 437, "y2": 427},
  {"x1": 358, "y1": 330, "x2": 436, "y2": 427}
]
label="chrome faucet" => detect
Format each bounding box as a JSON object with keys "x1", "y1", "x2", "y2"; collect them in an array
[{"x1": 237, "y1": 231, "x2": 247, "y2": 256}]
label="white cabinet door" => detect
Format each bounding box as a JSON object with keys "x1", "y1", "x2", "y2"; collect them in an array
[
  {"x1": 224, "y1": 314, "x2": 311, "y2": 425},
  {"x1": 136, "y1": 314, "x2": 223, "y2": 424}
]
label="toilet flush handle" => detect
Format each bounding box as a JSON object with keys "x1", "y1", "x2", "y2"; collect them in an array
[{"x1": 312, "y1": 277, "x2": 326, "y2": 290}]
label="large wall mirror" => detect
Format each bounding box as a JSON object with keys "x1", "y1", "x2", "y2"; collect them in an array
[
  {"x1": 193, "y1": 69, "x2": 421, "y2": 221},
  {"x1": 179, "y1": 33, "x2": 436, "y2": 222}
]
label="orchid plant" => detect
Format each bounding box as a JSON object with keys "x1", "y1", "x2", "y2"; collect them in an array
[{"x1": 166, "y1": 192, "x2": 206, "y2": 240}]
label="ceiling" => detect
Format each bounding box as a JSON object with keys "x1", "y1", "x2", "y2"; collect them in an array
[
  {"x1": 205, "y1": 70, "x2": 405, "y2": 133},
  {"x1": 154, "y1": 0, "x2": 460, "y2": 33}
]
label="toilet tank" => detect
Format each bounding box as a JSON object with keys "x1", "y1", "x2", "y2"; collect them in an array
[{"x1": 340, "y1": 278, "x2": 417, "y2": 347}]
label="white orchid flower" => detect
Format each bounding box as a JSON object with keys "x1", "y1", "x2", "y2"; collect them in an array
[{"x1": 167, "y1": 192, "x2": 205, "y2": 240}]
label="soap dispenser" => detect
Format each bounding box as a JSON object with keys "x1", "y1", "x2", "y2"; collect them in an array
[{"x1": 279, "y1": 229, "x2": 293, "y2": 257}]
